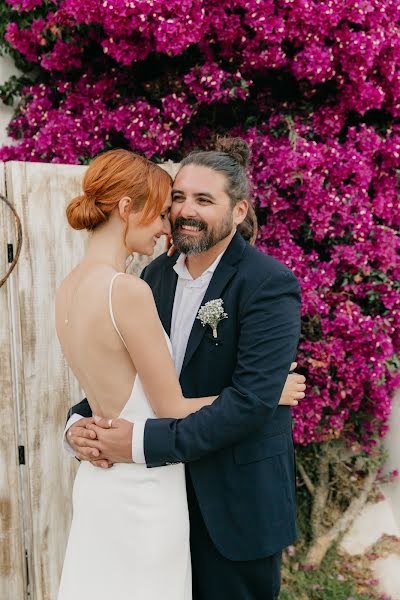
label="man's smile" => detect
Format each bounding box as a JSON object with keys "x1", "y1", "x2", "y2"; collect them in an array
[{"x1": 180, "y1": 225, "x2": 202, "y2": 233}]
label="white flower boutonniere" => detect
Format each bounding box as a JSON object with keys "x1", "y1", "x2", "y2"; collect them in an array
[{"x1": 197, "y1": 298, "x2": 228, "y2": 339}]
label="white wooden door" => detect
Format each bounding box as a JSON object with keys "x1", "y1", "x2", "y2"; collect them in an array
[
  {"x1": 0, "y1": 162, "x2": 26, "y2": 599},
  {"x1": 1, "y1": 159, "x2": 177, "y2": 599}
]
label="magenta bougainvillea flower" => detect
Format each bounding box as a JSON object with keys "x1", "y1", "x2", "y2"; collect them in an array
[{"x1": 1, "y1": 0, "x2": 399, "y2": 451}]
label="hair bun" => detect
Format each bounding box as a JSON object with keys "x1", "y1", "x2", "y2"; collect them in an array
[
  {"x1": 66, "y1": 193, "x2": 106, "y2": 231},
  {"x1": 215, "y1": 136, "x2": 250, "y2": 167}
]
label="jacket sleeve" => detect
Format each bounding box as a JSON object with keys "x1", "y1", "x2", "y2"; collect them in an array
[
  {"x1": 144, "y1": 269, "x2": 301, "y2": 467},
  {"x1": 66, "y1": 398, "x2": 92, "y2": 422}
]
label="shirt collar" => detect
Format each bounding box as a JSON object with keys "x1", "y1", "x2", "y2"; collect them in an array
[{"x1": 173, "y1": 250, "x2": 225, "y2": 281}]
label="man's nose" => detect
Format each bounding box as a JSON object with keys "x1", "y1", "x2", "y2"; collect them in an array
[{"x1": 178, "y1": 199, "x2": 198, "y2": 219}]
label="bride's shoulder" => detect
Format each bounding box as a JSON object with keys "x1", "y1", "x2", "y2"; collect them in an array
[{"x1": 111, "y1": 273, "x2": 154, "y2": 306}]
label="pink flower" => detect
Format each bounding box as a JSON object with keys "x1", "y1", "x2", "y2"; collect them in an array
[{"x1": 1, "y1": 0, "x2": 399, "y2": 452}]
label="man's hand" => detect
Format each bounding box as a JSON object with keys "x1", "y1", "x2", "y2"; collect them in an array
[
  {"x1": 85, "y1": 417, "x2": 134, "y2": 464},
  {"x1": 278, "y1": 362, "x2": 306, "y2": 406},
  {"x1": 67, "y1": 417, "x2": 113, "y2": 468}
]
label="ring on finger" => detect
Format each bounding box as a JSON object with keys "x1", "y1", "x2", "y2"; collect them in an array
[{"x1": 108, "y1": 418, "x2": 113, "y2": 428}]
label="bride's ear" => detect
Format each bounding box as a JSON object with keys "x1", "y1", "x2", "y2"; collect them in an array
[{"x1": 118, "y1": 196, "x2": 132, "y2": 221}]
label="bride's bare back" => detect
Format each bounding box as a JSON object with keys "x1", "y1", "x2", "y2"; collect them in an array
[
  {"x1": 55, "y1": 264, "x2": 139, "y2": 419},
  {"x1": 56, "y1": 261, "x2": 217, "y2": 421},
  {"x1": 56, "y1": 150, "x2": 218, "y2": 422}
]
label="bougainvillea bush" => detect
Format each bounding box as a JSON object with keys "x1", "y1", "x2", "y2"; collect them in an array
[{"x1": 1, "y1": 0, "x2": 399, "y2": 561}]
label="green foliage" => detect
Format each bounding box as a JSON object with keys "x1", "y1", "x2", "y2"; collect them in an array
[
  {"x1": 281, "y1": 545, "x2": 379, "y2": 600},
  {"x1": 0, "y1": 74, "x2": 31, "y2": 106}
]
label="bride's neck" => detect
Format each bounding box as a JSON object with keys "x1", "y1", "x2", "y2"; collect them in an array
[{"x1": 83, "y1": 222, "x2": 130, "y2": 273}]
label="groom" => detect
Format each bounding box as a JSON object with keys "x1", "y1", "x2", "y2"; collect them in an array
[{"x1": 65, "y1": 141, "x2": 302, "y2": 599}]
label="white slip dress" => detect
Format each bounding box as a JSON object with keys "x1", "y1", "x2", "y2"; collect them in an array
[{"x1": 57, "y1": 272, "x2": 192, "y2": 600}]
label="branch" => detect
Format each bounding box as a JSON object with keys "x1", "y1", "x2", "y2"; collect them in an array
[
  {"x1": 310, "y1": 448, "x2": 330, "y2": 537},
  {"x1": 323, "y1": 469, "x2": 376, "y2": 540},
  {"x1": 297, "y1": 460, "x2": 315, "y2": 496},
  {"x1": 305, "y1": 469, "x2": 377, "y2": 565}
]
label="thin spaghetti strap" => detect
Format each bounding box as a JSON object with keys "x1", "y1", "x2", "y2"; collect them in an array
[{"x1": 109, "y1": 272, "x2": 128, "y2": 350}]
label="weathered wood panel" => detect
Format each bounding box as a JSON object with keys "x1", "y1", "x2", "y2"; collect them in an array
[
  {"x1": 3, "y1": 158, "x2": 178, "y2": 599},
  {"x1": 0, "y1": 162, "x2": 26, "y2": 599},
  {"x1": 5, "y1": 161, "x2": 89, "y2": 600}
]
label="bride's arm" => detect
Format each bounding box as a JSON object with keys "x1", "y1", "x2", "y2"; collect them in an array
[{"x1": 112, "y1": 274, "x2": 216, "y2": 419}]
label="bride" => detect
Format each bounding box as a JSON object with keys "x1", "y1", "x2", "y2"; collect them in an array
[{"x1": 55, "y1": 149, "x2": 302, "y2": 600}]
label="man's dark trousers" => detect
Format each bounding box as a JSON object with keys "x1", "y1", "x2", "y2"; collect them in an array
[{"x1": 187, "y1": 470, "x2": 282, "y2": 600}]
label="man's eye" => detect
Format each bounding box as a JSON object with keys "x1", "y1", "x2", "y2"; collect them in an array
[
  {"x1": 198, "y1": 198, "x2": 211, "y2": 204},
  {"x1": 172, "y1": 196, "x2": 184, "y2": 202}
]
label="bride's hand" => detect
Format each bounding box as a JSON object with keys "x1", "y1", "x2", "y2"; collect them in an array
[
  {"x1": 165, "y1": 234, "x2": 177, "y2": 257},
  {"x1": 167, "y1": 243, "x2": 177, "y2": 257},
  {"x1": 278, "y1": 363, "x2": 306, "y2": 406},
  {"x1": 67, "y1": 417, "x2": 113, "y2": 468},
  {"x1": 86, "y1": 417, "x2": 134, "y2": 463}
]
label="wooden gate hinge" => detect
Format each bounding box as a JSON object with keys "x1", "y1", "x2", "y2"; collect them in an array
[
  {"x1": 7, "y1": 243, "x2": 14, "y2": 263},
  {"x1": 18, "y1": 445, "x2": 25, "y2": 465}
]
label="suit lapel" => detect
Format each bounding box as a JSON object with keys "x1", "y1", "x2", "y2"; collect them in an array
[
  {"x1": 181, "y1": 264, "x2": 236, "y2": 372},
  {"x1": 155, "y1": 257, "x2": 178, "y2": 335},
  {"x1": 181, "y1": 231, "x2": 247, "y2": 372}
]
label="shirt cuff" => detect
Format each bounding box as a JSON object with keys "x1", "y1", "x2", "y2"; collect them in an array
[
  {"x1": 132, "y1": 419, "x2": 147, "y2": 463},
  {"x1": 63, "y1": 413, "x2": 84, "y2": 457}
]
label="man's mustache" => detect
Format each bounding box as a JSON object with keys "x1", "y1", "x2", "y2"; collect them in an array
[{"x1": 172, "y1": 217, "x2": 208, "y2": 232}]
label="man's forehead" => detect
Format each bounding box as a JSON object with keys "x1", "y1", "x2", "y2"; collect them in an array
[{"x1": 173, "y1": 165, "x2": 226, "y2": 193}]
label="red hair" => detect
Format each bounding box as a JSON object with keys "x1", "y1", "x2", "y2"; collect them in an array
[{"x1": 67, "y1": 149, "x2": 171, "y2": 231}]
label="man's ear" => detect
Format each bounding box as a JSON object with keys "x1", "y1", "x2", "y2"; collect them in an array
[
  {"x1": 233, "y1": 199, "x2": 249, "y2": 226},
  {"x1": 118, "y1": 196, "x2": 132, "y2": 221}
]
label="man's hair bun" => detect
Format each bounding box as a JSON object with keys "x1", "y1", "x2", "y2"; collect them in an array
[{"x1": 215, "y1": 136, "x2": 250, "y2": 168}]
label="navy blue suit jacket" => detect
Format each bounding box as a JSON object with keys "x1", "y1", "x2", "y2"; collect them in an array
[{"x1": 69, "y1": 231, "x2": 301, "y2": 561}]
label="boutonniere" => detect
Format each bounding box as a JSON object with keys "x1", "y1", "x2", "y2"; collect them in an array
[{"x1": 197, "y1": 298, "x2": 228, "y2": 338}]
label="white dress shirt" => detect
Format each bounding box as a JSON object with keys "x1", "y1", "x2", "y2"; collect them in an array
[{"x1": 63, "y1": 250, "x2": 225, "y2": 462}]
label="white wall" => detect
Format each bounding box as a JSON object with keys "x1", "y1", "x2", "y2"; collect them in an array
[
  {"x1": 384, "y1": 390, "x2": 400, "y2": 527},
  {"x1": 0, "y1": 54, "x2": 21, "y2": 147}
]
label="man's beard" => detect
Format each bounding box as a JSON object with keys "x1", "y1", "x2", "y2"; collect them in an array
[{"x1": 172, "y1": 212, "x2": 234, "y2": 255}]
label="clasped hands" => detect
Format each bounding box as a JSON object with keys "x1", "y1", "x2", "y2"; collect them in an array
[
  {"x1": 68, "y1": 417, "x2": 133, "y2": 468},
  {"x1": 67, "y1": 362, "x2": 306, "y2": 469}
]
